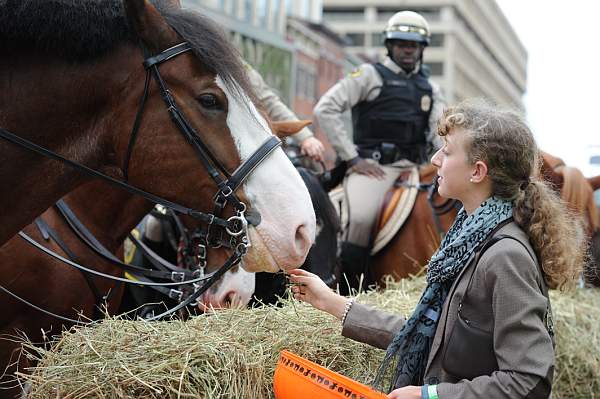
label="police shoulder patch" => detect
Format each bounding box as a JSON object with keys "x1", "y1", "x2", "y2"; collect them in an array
[{"x1": 349, "y1": 67, "x2": 362, "y2": 78}]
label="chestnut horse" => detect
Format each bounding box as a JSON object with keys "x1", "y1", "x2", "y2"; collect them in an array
[
  {"x1": 0, "y1": 0, "x2": 315, "y2": 272},
  {"x1": 540, "y1": 151, "x2": 600, "y2": 286},
  {"x1": 369, "y1": 153, "x2": 600, "y2": 287},
  {"x1": 0, "y1": 177, "x2": 260, "y2": 397}
]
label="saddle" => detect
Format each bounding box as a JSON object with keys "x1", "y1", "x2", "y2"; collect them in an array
[
  {"x1": 329, "y1": 166, "x2": 420, "y2": 256},
  {"x1": 371, "y1": 167, "x2": 420, "y2": 254}
]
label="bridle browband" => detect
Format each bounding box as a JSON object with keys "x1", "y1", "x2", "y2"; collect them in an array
[{"x1": 0, "y1": 41, "x2": 284, "y2": 322}]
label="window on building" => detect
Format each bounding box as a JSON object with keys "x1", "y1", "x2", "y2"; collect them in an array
[
  {"x1": 425, "y1": 62, "x2": 444, "y2": 76},
  {"x1": 296, "y1": 66, "x2": 316, "y2": 101},
  {"x1": 322, "y1": 7, "x2": 364, "y2": 21},
  {"x1": 429, "y1": 33, "x2": 444, "y2": 47},
  {"x1": 376, "y1": 8, "x2": 440, "y2": 22},
  {"x1": 345, "y1": 33, "x2": 365, "y2": 46},
  {"x1": 371, "y1": 33, "x2": 383, "y2": 46},
  {"x1": 257, "y1": 0, "x2": 268, "y2": 26},
  {"x1": 243, "y1": 0, "x2": 253, "y2": 22}
]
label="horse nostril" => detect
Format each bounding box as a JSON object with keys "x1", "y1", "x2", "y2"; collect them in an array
[
  {"x1": 294, "y1": 224, "x2": 312, "y2": 258},
  {"x1": 223, "y1": 291, "x2": 237, "y2": 308}
]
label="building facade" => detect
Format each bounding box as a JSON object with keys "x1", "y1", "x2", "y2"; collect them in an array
[
  {"x1": 184, "y1": 0, "x2": 324, "y2": 105},
  {"x1": 286, "y1": 17, "x2": 349, "y2": 165},
  {"x1": 322, "y1": 0, "x2": 527, "y2": 107},
  {"x1": 183, "y1": 0, "x2": 349, "y2": 166}
]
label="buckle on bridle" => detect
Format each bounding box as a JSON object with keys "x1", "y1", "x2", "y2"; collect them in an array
[
  {"x1": 168, "y1": 289, "x2": 184, "y2": 302},
  {"x1": 226, "y1": 214, "x2": 247, "y2": 237},
  {"x1": 171, "y1": 271, "x2": 185, "y2": 283},
  {"x1": 221, "y1": 185, "x2": 233, "y2": 197}
]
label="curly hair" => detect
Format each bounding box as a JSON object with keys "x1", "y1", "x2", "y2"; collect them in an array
[{"x1": 437, "y1": 99, "x2": 584, "y2": 290}]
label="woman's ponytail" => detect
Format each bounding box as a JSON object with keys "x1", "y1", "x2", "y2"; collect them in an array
[{"x1": 514, "y1": 180, "x2": 584, "y2": 290}]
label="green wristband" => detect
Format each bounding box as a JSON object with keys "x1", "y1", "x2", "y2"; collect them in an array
[{"x1": 428, "y1": 384, "x2": 439, "y2": 399}]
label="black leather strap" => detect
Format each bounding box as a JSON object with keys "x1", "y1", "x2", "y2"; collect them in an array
[
  {"x1": 18, "y1": 231, "x2": 209, "y2": 287},
  {"x1": 227, "y1": 136, "x2": 282, "y2": 192},
  {"x1": 143, "y1": 42, "x2": 192, "y2": 69},
  {"x1": 0, "y1": 127, "x2": 232, "y2": 229},
  {"x1": 34, "y1": 216, "x2": 107, "y2": 308}
]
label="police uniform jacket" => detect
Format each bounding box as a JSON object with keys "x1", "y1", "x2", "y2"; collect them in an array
[
  {"x1": 314, "y1": 57, "x2": 445, "y2": 162},
  {"x1": 342, "y1": 222, "x2": 554, "y2": 398}
]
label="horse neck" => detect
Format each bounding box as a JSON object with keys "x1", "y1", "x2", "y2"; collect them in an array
[
  {"x1": 62, "y1": 181, "x2": 153, "y2": 253},
  {"x1": 0, "y1": 45, "x2": 142, "y2": 245}
]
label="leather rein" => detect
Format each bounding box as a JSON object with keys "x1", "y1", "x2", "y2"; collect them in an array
[{"x1": 0, "y1": 42, "x2": 282, "y2": 323}]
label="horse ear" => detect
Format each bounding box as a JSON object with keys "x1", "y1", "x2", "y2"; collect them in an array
[
  {"x1": 272, "y1": 120, "x2": 312, "y2": 139},
  {"x1": 123, "y1": 0, "x2": 180, "y2": 53}
]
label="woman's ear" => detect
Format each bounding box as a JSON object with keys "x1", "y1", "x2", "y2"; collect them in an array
[{"x1": 470, "y1": 160, "x2": 488, "y2": 183}]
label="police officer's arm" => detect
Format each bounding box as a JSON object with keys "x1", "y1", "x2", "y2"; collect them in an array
[
  {"x1": 313, "y1": 65, "x2": 383, "y2": 162},
  {"x1": 245, "y1": 64, "x2": 324, "y2": 161},
  {"x1": 425, "y1": 80, "x2": 446, "y2": 160}
]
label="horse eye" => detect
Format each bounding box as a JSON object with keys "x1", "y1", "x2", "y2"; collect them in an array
[{"x1": 197, "y1": 94, "x2": 220, "y2": 110}]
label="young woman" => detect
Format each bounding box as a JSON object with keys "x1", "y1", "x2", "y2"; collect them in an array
[{"x1": 288, "y1": 100, "x2": 584, "y2": 399}]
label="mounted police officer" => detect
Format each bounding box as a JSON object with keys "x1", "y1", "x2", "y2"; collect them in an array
[{"x1": 314, "y1": 11, "x2": 445, "y2": 288}]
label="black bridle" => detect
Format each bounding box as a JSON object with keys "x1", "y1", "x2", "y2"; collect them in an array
[
  {"x1": 0, "y1": 41, "x2": 284, "y2": 322},
  {"x1": 0, "y1": 41, "x2": 281, "y2": 252}
]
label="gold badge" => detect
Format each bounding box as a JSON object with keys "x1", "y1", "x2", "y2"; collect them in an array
[
  {"x1": 349, "y1": 67, "x2": 362, "y2": 78},
  {"x1": 421, "y1": 95, "x2": 432, "y2": 112}
]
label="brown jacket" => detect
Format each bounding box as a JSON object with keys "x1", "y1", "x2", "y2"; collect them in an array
[{"x1": 342, "y1": 222, "x2": 554, "y2": 398}]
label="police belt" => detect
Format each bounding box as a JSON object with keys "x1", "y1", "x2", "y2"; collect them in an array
[{"x1": 357, "y1": 145, "x2": 402, "y2": 165}]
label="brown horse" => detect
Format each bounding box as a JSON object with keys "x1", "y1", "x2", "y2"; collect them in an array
[
  {"x1": 0, "y1": 178, "x2": 256, "y2": 397},
  {"x1": 0, "y1": 103, "x2": 309, "y2": 397},
  {"x1": 369, "y1": 165, "x2": 458, "y2": 286},
  {"x1": 540, "y1": 151, "x2": 600, "y2": 286},
  {"x1": 369, "y1": 152, "x2": 600, "y2": 287},
  {"x1": 0, "y1": 0, "x2": 315, "y2": 271}
]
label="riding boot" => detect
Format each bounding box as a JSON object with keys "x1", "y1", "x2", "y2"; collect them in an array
[{"x1": 339, "y1": 242, "x2": 371, "y2": 295}]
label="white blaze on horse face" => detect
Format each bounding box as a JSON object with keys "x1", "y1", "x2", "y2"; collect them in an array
[{"x1": 216, "y1": 76, "x2": 315, "y2": 272}]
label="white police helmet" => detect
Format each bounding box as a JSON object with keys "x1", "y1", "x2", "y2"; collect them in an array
[{"x1": 383, "y1": 11, "x2": 431, "y2": 46}]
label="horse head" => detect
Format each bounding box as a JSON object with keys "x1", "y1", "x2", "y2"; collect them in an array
[
  {"x1": 115, "y1": 1, "x2": 316, "y2": 273},
  {"x1": 0, "y1": 0, "x2": 315, "y2": 269}
]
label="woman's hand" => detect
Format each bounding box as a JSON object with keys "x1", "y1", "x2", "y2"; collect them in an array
[
  {"x1": 387, "y1": 385, "x2": 422, "y2": 398},
  {"x1": 286, "y1": 269, "x2": 348, "y2": 319}
]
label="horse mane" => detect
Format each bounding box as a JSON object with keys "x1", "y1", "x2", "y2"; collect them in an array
[
  {"x1": 0, "y1": 0, "x2": 253, "y2": 97},
  {"x1": 0, "y1": 0, "x2": 133, "y2": 62}
]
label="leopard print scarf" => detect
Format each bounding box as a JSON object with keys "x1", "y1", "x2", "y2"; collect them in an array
[{"x1": 373, "y1": 196, "x2": 513, "y2": 392}]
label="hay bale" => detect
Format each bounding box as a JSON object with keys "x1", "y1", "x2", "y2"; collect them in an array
[{"x1": 21, "y1": 278, "x2": 600, "y2": 398}]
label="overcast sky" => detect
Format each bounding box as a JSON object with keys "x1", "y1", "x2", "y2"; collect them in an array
[{"x1": 496, "y1": 1, "x2": 600, "y2": 176}]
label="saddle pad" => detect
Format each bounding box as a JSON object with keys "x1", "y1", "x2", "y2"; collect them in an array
[
  {"x1": 328, "y1": 167, "x2": 420, "y2": 256},
  {"x1": 371, "y1": 166, "x2": 419, "y2": 255}
]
